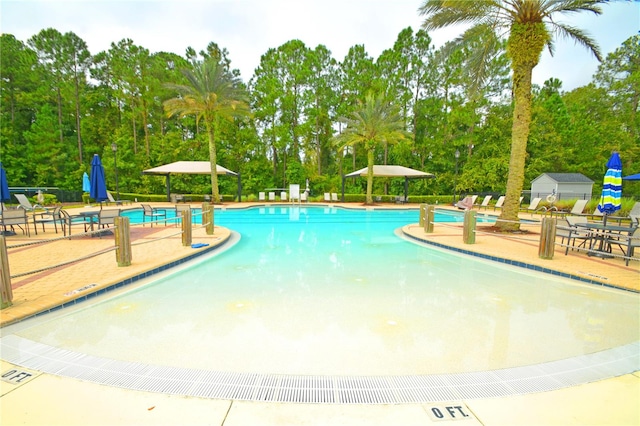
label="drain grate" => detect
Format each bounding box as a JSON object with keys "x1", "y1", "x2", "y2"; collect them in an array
[{"x1": 1, "y1": 335, "x2": 637, "y2": 404}]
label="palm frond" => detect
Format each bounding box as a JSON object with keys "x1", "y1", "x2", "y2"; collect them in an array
[{"x1": 548, "y1": 22, "x2": 603, "y2": 61}]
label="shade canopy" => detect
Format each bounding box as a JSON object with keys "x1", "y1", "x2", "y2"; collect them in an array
[
  {"x1": 342, "y1": 165, "x2": 435, "y2": 202},
  {"x1": 143, "y1": 161, "x2": 238, "y2": 176},
  {"x1": 622, "y1": 173, "x2": 640, "y2": 181},
  {"x1": 344, "y1": 165, "x2": 435, "y2": 179},
  {"x1": 143, "y1": 161, "x2": 240, "y2": 202}
]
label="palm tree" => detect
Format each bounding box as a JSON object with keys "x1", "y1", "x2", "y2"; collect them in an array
[
  {"x1": 420, "y1": 0, "x2": 604, "y2": 231},
  {"x1": 164, "y1": 58, "x2": 250, "y2": 203},
  {"x1": 335, "y1": 93, "x2": 409, "y2": 204}
]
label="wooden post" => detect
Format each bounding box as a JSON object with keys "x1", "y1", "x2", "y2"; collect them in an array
[
  {"x1": 419, "y1": 204, "x2": 426, "y2": 227},
  {"x1": 114, "y1": 216, "x2": 132, "y2": 267},
  {"x1": 424, "y1": 205, "x2": 435, "y2": 233},
  {"x1": 182, "y1": 209, "x2": 192, "y2": 247},
  {"x1": 538, "y1": 217, "x2": 556, "y2": 259},
  {"x1": 463, "y1": 210, "x2": 476, "y2": 244},
  {"x1": 0, "y1": 236, "x2": 13, "y2": 309},
  {"x1": 203, "y1": 202, "x2": 214, "y2": 235}
]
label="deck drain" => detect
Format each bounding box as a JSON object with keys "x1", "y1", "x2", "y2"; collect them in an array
[{"x1": 1, "y1": 335, "x2": 637, "y2": 405}]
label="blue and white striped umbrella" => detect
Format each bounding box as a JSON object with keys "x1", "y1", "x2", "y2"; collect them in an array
[{"x1": 597, "y1": 152, "x2": 622, "y2": 219}]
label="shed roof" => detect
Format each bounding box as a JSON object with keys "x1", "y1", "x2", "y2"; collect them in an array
[{"x1": 533, "y1": 173, "x2": 593, "y2": 184}]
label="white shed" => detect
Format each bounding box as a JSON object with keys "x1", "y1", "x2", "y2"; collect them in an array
[{"x1": 530, "y1": 173, "x2": 594, "y2": 201}]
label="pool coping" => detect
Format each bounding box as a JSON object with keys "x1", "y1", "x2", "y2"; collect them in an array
[{"x1": 401, "y1": 227, "x2": 639, "y2": 294}]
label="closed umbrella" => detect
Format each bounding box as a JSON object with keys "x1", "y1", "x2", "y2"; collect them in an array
[
  {"x1": 90, "y1": 154, "x2": 108, "y2": 205},
  {"x1": 0, "y1": 162, "x2": 10, "y2": 209},
  {"x1": 597, "y1": 152, "x2": 622, "y2": 225},
  {"x1": 0, "y1": 162, "x2": 15, "y2": 235},
  {"x1": 82, "y1": 172, "x2": 91, "y2": 192}
]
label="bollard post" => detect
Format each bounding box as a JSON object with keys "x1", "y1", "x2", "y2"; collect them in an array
[
  {"x1": 202, "y1": 202, "x2": 214, "y2": 235},
  {"x1": 0, "y1": 236, "x2": 13, "y2": 309},
  {"x1": 419, "y1": 204, "x2": 426, "y2": 227},
  {"x1": 182, "y1": 209, "x2": 192, "y2": 246},
  {"x1": 538, "y1": 217, "x2": 557, "y2": 259},
  {"x1": 114, "y1": 216, "x2": 132, "y2": 267},
  {"x1": 463, "y1": 210, "x2": 476, "y2": 244},
  {"x1": 424, "y1": 205, "x2": 435, "y2": 233}
]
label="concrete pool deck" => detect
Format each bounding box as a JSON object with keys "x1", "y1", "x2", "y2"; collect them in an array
[{"x1": 1, "y1": 202, "x2": 638, "y2": 425}]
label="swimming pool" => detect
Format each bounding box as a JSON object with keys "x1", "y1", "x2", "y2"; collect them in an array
[{"x1": 1, "y1": 206, "x2": 638, "y2": 403}]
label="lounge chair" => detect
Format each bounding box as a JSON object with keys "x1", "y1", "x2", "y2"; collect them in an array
[
  {"x1": 493, "y1": 196, "x2": 505, "y2": 211},
  {"x1": 324, "y1": 193, "x2": 331, "y2": 202},
  {"x1": 0, "y1": 208, "x2": 30, "y2": 236},
  {"x1": 14, "y1": 193, "x2": 41, "y2": 212},
  {"x1": 331, "y1": 193, "x2": 339, "y2": 202},
  {"x1": 289, "y1": 184, "x2": 300, "y2": 203},
  {"x1": 268, "y1": 192, "x2": 275, "y2": 201},
  {"x1": 141, "y1": 204, "x2": 167, "y2": 227},
  {"x1": 522, "y1": 197, "x2": 542, "y2": 215},
  {"x1": 455, "y1": 196, "x2": 474, "y2": 210},
  {"x1": 33, "y1": 205, "x2": 64, "y2": 234},
  {"x1": 107, "y1": 191, "x2": 130, "y2": 205},
  {"x1": 280, "y1": 191, "x2": 287, "y2": 201},
  {"x1": 477, "y1": 195, "x2": 492, "y2": 210},
  {"x1": 258, "y1": 192, "x2": 266, "y2": 202},
  {"x1": 301, "y1": 191, "x2": 308, "y2": 202}
]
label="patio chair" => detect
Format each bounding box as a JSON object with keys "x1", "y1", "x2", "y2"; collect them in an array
[
  {"x1": 258, "y1": 192, "x2": 266, "y2": 201},
  {"x1": 14, "y1": 193, "x2": 41, "y2": 212},
  {"x1": 301, "y1": 191, "x2": 308, "y2": 202},
  {"x1": 477, "y1": 195, "x2": 492, "y2": 210},
  {"x1": 324, "y1": 193, "x2": 331, "y2": 202},
  {"x1": 174, "y1": 194, "x2": 185, "y2": 203},
  {"x1": 623, "y1": 226, "x2": 640, "y2": 266},
  {"x1": 59, "y1": 210, "x2": 89, "y2": 237},
  {"x1": 331, "y1": 193, "x2": 339, "y2": 202},
  {"x1": 268, "y1": 192, "x2": 275, "y2": 201},
  {"x1": 280, "y1": 191, "x2": 287, "y2": 201},
  {"x1": 33, "y1": 205, "x2": 64, "y2": 235},
  {"x1": 203, "y1": 194, "x2": 212, "y2": 203},
  {"x1": 0, "y1": 208, "x2": 30, "y2": 236},
  {"x1": 141, "y1": 204, "x2": 166, "y2": 227},
  {"x1": 174, "y1": 204, "x2": 191, "y2": 227},
  {"x1": 563, "y1": 216, "x2": 592, "y2": 254}
]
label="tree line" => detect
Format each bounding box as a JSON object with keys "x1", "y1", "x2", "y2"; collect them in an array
[{"x1": 1, "y1": 27, "x2": 638, "y2": 204}]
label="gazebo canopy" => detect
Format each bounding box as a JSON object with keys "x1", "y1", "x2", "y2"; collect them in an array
[
  {"x1": 344, "y1": 165, "x2": 434, "y2": 179},
  {"x1": 143, "y1": 161, "x2": 238, "y2": 176},
  {"x1": 342, "y1": 165, "x2": 435, "y2": 201},
  {"x1": 143, "y1": 161, "x2": 239, "y2": 201}
]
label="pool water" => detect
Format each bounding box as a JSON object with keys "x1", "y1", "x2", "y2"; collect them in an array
[{"x1": 11, "y1": 206, "x2": 639, "y2": 376}]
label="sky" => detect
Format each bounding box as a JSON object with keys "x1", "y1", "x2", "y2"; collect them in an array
[{"x1": 1, "y1": 0, "x2": 639, "y2": 90}]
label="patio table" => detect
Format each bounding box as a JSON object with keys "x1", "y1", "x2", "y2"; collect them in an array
[{"x1": 574, "y1": 222, "x2": 637, "y2": 259}]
